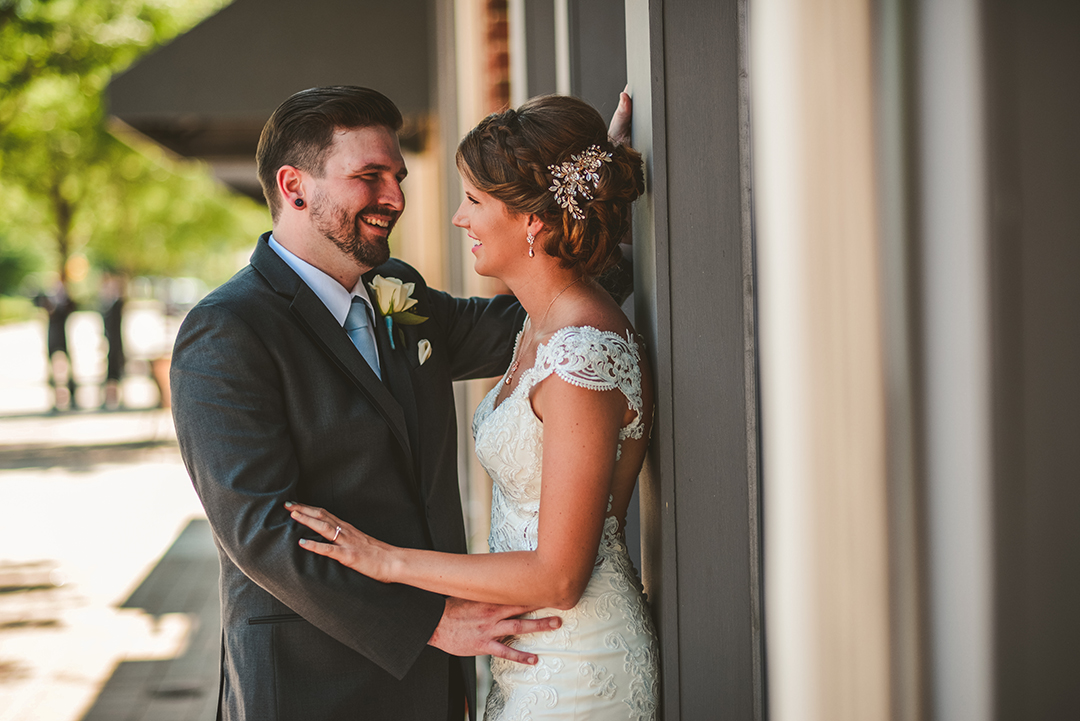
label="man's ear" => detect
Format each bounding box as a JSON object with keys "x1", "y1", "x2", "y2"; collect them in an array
[{"x1": 277, "y1": 166, "x2": 305, "y2": 209}]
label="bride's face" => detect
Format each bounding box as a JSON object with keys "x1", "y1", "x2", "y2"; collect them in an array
[{"x1": 452, "y1": 176, "x2": 528, "y2": 279}]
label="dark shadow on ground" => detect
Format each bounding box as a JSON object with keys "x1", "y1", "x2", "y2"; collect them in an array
[
  {"x1": 80, "y1": 519, "x2": 221, "y2": 721},
  {"x1": 0, "y1": 406, "x2": 163, "y2": 422},
  {"x1": 0, "y1": 440, "x2": 178, "y2": 471}
]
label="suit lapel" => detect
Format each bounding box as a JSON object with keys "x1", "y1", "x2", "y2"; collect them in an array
[
  {"x1": 374, "y1": 310, "x2": 424, "y2": 477},
  {"x1": 250, "y1": 236, "x2": 413, "y2": 461},
  {"x1": 365, "y1": 272, "x2": 426, "y2": 492},
  {"x1": 289, "y1": 286, "x2": 413, "y2": 458}
]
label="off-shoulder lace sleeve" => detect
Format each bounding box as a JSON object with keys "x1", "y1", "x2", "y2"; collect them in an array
[{"x1": 526, "y1": 325, "x2": 645, "y2": 458}]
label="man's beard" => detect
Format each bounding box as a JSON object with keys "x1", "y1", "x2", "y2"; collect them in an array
[{"x1": 310, "y1": 192, "x2": 396, "y2": 269}]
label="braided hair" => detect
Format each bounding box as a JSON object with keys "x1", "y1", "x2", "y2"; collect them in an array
[{"x1": 456, "y1": 95, "x2": 644, "y2": 277}]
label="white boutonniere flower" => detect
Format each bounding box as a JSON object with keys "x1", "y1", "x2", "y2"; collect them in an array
[
  {"x1": 369, "y1": 275, "x2": 428, "y2": 349},
  {"x1": 417, "y1": 339, "x2": 432, "y2": 365}
]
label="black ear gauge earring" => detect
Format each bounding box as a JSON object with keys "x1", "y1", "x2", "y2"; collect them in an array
[{"x1": 294, "y1": 198, "x2": 304, "y2": 208}]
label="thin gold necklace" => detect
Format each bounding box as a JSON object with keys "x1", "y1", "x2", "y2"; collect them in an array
[{"x1": 504, "y1": 276, "x2": 583, "y2": 386}]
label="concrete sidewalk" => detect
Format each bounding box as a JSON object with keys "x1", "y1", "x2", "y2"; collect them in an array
[{"x1": 0, "y1": 408, "x2": 219, "y2": 721}]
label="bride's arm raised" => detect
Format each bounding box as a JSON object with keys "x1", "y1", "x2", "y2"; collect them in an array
[{"x1": 288, "y1": 377, "x2": 627, "y2": 610}]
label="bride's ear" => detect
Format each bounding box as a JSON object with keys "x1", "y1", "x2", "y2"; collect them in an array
[{"x1": 526, "y1": 215, "x2": 547, "y2": 239}]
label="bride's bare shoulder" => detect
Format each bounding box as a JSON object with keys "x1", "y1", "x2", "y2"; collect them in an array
[{"x1": 559, "y1": 284, "x2": 636, "y2": 338}]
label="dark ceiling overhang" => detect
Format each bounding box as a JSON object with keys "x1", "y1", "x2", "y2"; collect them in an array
[{"x1": 107, "y1": 0, "x2": 433, "y2": 201}]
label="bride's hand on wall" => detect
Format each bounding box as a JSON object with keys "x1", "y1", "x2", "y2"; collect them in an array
[
  {"x1": 286, "y1": 501, "x2": 394, "y2": 582},
  {"x1": 608, "y1": 85, "x2": 632, "y2": 145},
  {"x1": 608, "y1": 86, "x2": 635, "y2": 252}
]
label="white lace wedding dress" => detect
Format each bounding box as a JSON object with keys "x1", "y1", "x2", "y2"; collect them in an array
[{"x1": 472, "y1": 325, "x2": 659, "y2": 721}]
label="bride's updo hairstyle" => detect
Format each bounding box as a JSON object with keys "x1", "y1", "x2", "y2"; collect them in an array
[{"x1": 456, "y1": 95, "x2": 644, "y2": 277}]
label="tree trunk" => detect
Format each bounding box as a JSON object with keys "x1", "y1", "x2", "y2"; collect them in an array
[{"x1": 49, "y1": 177, "x2": 73, "y2": 282}]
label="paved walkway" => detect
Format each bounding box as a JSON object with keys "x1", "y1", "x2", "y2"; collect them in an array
[{"x1": 0, "y1": 322, "x2": 220, "y2": 721}]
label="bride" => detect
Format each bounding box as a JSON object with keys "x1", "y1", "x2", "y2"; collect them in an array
[{"x1": 287, "y1": 94, "x2": 658, "y2": 720}]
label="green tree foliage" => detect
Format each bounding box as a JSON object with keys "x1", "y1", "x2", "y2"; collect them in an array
[
  {"x1": 0, "y1": 0, "x2": 268, "y2": 292},
  {"x1": 90, "y1": 128, "x2": 267, "y2": 282}
]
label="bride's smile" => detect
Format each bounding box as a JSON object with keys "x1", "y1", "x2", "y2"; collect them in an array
[{"x1": 452, "y1": 177, "x2": 533, "y2": 279}]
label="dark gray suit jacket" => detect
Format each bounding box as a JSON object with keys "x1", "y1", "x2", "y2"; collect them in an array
[{"x1": 171, "y1": 233, "x2": 524, "y2": 720}]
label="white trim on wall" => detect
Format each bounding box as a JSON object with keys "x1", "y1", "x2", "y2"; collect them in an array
[{"x1": 553, "y1": 0, "x2": 570, "y2": 95}]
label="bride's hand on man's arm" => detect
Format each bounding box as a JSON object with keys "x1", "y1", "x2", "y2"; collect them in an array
[
  {"x1": 286, "y1": 500, "x2": 562, "y2": 665},
  {"x1": 285, "y1": 501, "x2": 395, "y2": 583}
]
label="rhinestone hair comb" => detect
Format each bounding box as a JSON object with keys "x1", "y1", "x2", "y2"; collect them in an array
[{"x1": 547, "y1": 144, "x2": 613, "y2": 220}]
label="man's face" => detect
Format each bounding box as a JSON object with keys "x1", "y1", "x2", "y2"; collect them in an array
[{"x1": 306, "y1": 125, "x2": 407, "y2": 270}]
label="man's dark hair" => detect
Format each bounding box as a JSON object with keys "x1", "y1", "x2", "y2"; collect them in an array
[{"x1": 256, "y1": 86, "x2": 403, "y2": 220}]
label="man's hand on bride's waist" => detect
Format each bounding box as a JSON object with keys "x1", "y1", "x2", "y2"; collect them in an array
[{"x1": 429, "y1": 597, "x2": 562, "y2": 665}]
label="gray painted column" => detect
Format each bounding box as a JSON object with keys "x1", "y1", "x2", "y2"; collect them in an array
[
  {"x1": 627, "y1": 1, "x2": 763, "y2": 718},
  {"x1": 566, "y1": 0, "x2": 627, "y2": 118},
  {"x1": 982, "y1": 1, "x2": 1080, "y2": 719}
]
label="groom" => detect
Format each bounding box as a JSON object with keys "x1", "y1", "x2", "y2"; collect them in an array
[{"x1": 171, "y1": 86, "x2": 556, "y2": 721}]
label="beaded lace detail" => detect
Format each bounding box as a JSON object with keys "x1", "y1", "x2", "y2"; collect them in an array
[
  {"x1": 477, "y1": 325, "x2": 645, "y2": 462},
  {"x1": 473, "y1": 325, "x2": 658, "y2": 720}
]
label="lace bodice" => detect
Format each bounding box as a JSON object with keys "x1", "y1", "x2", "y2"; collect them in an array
[
  {"x1": 473, "y1": 325, "x2": 646, "y2": 554},
  {"x1": 472, "y1": 324, "x2": 658, "y2": 720},
  {"x1": 477, "y1": 324, "x2": 643, "y2": 465}
]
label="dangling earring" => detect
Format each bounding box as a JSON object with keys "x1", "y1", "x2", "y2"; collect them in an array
[{"x1": 527, "y1": 231, "x2": 535, "y2": 258}]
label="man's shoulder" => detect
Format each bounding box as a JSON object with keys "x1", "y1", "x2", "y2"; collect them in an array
[
  {"x1": 185, "y1": 266, "x2": 282, "y2": 326},
  {"x1": 373, "y1": 257, "x2": 423, "y2": 283},
  {"x1": 370, "y1": 258, "x2": 442, "y2": 301},
  {"x1": 201, "y1": 265, "x2": 271, "y2": 304}
]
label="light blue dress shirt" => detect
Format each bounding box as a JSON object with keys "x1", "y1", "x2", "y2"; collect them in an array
[{"x1": 267, "y1": 235, "x2": 381, "y2": 363}]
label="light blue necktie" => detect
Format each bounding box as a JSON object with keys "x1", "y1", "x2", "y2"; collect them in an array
[{"x1": 344, "y1": 297, "x2": 381, "y2": 379}]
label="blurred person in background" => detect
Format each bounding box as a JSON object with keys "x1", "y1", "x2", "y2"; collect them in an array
[
  {"x1": 98, "y1": 270, "x2": 125, "y2": 410},
  {"x1": 34, "y1": 277, "x2": 78, "y2": 411}
]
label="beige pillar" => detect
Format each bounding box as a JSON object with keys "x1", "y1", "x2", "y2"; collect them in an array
[{"x1": 752, "y1": 1, "x2": 892, "y2": 719}]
